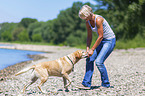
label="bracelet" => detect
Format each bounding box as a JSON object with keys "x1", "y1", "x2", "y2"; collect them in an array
[{"x1": 91, "y1": 49, "x2": 95, "y2": 51}]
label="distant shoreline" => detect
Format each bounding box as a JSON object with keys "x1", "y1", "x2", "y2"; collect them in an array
[{"x1": 0, "y1": 42, "x2": 72, "y2": 52}]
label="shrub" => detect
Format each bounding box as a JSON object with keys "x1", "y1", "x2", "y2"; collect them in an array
[
  {"x1": 32, "y1": 34, "x2": 43, "y2": 42},
  {"x1": 17, "y1": 30, "x2": 30, "y2": 42},
  {"x1": 1, "y1": 30, "x2": 13, "y2": 41}
]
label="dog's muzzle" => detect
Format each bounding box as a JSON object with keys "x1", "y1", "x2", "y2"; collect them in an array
[
  {"x1": 84, "y1": 55, "x2": 88, "y2": 58},
  {"x1": 82, "y1": 51, "x2": 89, "y2": 58}
]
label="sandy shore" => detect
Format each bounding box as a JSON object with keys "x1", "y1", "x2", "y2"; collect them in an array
[{"x1": 0, "y1": 43, "x2": 145, "y2": 96}]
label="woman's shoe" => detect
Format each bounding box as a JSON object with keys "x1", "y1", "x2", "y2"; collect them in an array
[
  {"x1": 99, "y1": 86, "x2": 114, "y2": 89},
  {"x1": 76, "y1": 84, "x2": 90, "y2": 89}
]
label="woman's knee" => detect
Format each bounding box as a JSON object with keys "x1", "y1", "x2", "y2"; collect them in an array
[{"x1": 95, "y1": 60, "x2": 104, "y2": 67}]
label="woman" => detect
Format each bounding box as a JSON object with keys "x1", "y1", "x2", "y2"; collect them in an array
[{"x1": 78, "y1": 5, "x2": 116, "y2": 89}]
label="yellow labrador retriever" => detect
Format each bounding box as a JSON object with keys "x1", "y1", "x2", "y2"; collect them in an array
[{"x1": 15, "y1": 50, "x2": 87, "y2": 94}]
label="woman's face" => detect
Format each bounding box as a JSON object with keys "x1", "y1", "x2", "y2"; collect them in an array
[{"x1": 81, "y1": 15, "x2": 91, "y2": 21}]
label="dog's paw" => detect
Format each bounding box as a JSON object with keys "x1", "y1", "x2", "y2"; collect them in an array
[{"x1": 65, "y1": 89, "x2": 69, "y2": 92}]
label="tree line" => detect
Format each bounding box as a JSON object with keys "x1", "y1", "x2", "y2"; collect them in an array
[{"x1": 0, "y1": 0, "x2": 145, "y2": 49}]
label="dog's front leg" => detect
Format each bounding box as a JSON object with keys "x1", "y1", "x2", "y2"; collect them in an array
[
  {"x1": 63, "y1": 77, "x2": 67, "y2": 87},
  {"x1": 62, "y1": 73, "x2": 71, "y2": 89},
  {"x1": 63, "y1": 77, "x2": 68, "y2": 91}
]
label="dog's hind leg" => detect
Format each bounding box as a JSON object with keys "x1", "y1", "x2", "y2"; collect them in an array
[
  {"x1": 23, "y1": 75, "x2": 38, "y2": 93},
  {"x1": 38, "y1": 76, "x2": 48, "y2": 94},
  {"x1": 37, "y1": 69, "x2": 49, "y2": 94}
]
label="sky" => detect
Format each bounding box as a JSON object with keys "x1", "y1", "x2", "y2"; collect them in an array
[{"x1": 0, "y1": 0, "x2": 97, "y2": 23}]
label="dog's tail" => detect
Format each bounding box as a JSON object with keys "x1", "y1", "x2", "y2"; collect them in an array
[{"x1": 15, "y1": 65, "x2": 35, "y2": 76}]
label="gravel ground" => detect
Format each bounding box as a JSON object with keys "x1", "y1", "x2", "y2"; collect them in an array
[{"x1": 0, "y1": 43, "x2": 145, "y2": 96}]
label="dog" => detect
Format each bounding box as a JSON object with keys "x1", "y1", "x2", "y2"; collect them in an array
[{"x1": 15, "y1": 50, "x2": 87, "y2": 94}]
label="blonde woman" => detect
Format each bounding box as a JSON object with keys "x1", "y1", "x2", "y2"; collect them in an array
[{"x1": 78, "y1": 5, "x2": 116, "y2": 89}]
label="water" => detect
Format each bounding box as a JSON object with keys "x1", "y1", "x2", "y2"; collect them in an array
[{"x1": 0, "y1": 48, "x2": 44, "y2": 70}]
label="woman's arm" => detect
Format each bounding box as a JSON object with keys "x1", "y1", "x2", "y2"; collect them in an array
[
  {"x1": 91, "y1": 17, "x2": 104, "y2": 50},
  {"x1": 86, "y1": 21, "x2": 92, "y2": 53},
  {"x1": 88, "y1": 17, "x2": 104, "y2": 56}
]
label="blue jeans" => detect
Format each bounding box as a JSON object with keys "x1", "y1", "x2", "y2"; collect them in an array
[{"x1": 82, "y1": 38, "x2": 116, "y2": 87}]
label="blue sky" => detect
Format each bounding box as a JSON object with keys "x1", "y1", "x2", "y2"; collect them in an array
[{"x1": 0, "y1": 0, "x2": 96, "y2": 23}]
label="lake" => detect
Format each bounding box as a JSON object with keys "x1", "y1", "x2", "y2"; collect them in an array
[{"x1": 0, "y1": 48, "x2": 44, "y2": 70}]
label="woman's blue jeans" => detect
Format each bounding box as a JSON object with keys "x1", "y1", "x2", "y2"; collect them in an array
[{"x1": 82, "y1": 38, "x2": 116, "y2": 87}]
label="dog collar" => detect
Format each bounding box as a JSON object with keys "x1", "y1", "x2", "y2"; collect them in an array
[{"x1": 66, "y1": 56, "x2": 74, "y2": 71}]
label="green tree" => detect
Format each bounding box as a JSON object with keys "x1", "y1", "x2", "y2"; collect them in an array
[
  {"x1": 12, "y1": 27, "x2": 25, "y2": 41},
  {"x1": 1, "y1": 30, "x2": 13, "y2": 41},
  {"x1": 32, "y1": 34, "x2": 43, "y2": 42},
  {"x1": 19, "y1": 18, "x2": 37, "y2": 28},
  {"x1": 66, "y1": 30, "x2": 87, "y2": 46},
  {"x1": 27, "y1": 22, "x2": 44, "y2": 40},
  {"x1": 0, "y1": 23, "x2": 17, "y2": 41},
  {"x1": 42, "y1": 20, "x2": 56, "y2": 43},
  {"x1": 51, "y1": 2, "x2": 88, "y2": 45},
  {"x1": 95, "y1": 0, "x2": 145, "y2": 40},
  {"x1": 17, "y1": 30, "x2": 30, "y2": 42}
]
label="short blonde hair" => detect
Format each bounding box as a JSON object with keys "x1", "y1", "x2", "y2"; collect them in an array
[{"x1": 79, "y1": 5, "x2": 93, "y2": 19}]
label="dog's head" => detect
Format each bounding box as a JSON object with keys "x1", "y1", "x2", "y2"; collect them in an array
[{"x1": 74, "y1": 50, "x2": 88, "y2": 59}]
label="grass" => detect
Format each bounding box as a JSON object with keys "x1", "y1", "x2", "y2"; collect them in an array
[{"x1": 116, "y1": 35, "x2": 145, "y2": 49}]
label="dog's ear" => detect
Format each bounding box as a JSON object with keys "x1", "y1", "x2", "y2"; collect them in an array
[{"x1": 75, "y1": 50, "x2": 82, "y2": 58}]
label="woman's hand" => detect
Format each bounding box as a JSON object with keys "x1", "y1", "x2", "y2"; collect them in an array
[
  {"x1": 88, "y1": 49, "x2": 94, "y2": 57},
  {"x1": 86, "y1": 47, "x2": 90, "y2": 53}
]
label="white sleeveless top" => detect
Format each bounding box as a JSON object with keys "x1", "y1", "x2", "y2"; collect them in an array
[{"x1": 88, "y1": 15, "x2": 115, "y2": 39}]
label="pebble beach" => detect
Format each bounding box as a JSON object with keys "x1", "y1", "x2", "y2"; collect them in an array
[{"x1": 0, "y1": 43, "x2": 145, "y2": 96}]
